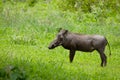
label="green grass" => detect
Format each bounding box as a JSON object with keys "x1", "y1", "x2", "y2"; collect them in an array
[{"x1": 0, "y1": 2, "x2": 120, "y2": 80}]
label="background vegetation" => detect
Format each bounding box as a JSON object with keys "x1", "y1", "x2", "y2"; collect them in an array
[{"x1": 0, "y1": 0, "x2": 120, "y2": 80}]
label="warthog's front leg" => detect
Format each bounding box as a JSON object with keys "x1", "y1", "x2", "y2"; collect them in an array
[{"x1": 69, "y1": 50, "x2": 76, "y2": 63}]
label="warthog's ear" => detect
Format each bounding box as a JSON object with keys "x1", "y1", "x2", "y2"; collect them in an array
[
  {"x1": 57, "y1": 28, "x2": 62, "y2": 32},
  {"x1": 63, "y1": 30, "x2": 68, "y2": 35}
]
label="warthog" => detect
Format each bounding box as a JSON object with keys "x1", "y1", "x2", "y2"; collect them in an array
[{"x1": 48, "y1": 29, "x2": 111, "y2": 67}]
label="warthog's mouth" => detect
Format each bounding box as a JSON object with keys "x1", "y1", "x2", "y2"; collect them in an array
[
  {"x1": 48, "y1": 46, "x2": 53, "y2": 49},
  {"x1": 48, "y1": 45, "x2": 56, "y2": 49}
]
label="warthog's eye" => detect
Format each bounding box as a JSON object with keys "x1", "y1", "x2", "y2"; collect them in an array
[{"x1": 57, "y1": 35, "x2": 63, "y2": 41}]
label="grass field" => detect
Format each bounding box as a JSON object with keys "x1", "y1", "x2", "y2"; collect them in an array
[{"x1": 0, "y1": 1, "x2": 120, "y2": 80}]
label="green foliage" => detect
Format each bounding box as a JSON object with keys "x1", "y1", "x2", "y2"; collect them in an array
[
  {"x1": 0, "y1": 0, "x2": 3, "y2": 12},
  {"x1": 27, "y1": 0, "x2": 38, "y2": 7},
  {"x1": 56, "y1": 0, "x2": 120, "y2": 21},
  {"x1": 0, "y1": 65, "x2": 27, "y2": 80},
  {"x1": 56, "y1": 0, "x2": 76, "y2": 11},
  {"x1": 0, "y1": 1, "x2": 120, "y2": 80}
]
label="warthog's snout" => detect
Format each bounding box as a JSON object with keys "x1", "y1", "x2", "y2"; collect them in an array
[
  {"x1": 48, "y1": 39, "x2": 61, "y2": 49},
  {"x1": 48, "y1": 43, "x2": 55, "y2": 49},
  {"x1": 48, "y1": 46, "x2": 52, "y2": 49},
  {"x1": 48, "y1": 46, "x2": 51, "y2": 49}
]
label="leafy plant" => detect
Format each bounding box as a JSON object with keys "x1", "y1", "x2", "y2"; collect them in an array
[{"x1": 0, "y1": 65, "x2": 27, "y2": 80}]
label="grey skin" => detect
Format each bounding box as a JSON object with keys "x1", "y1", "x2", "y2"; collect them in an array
[{"x1": 48, "y1": 29, "x2": 111, "y2": 67}]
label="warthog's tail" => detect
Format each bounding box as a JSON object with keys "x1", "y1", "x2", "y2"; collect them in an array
[{"x1": 106, "y1": 39, "x2": 111, "y2": 56}]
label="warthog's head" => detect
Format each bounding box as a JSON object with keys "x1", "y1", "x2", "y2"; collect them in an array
[{"x1": 48, "y1": 29, "x2": 68, "y2": 49}]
